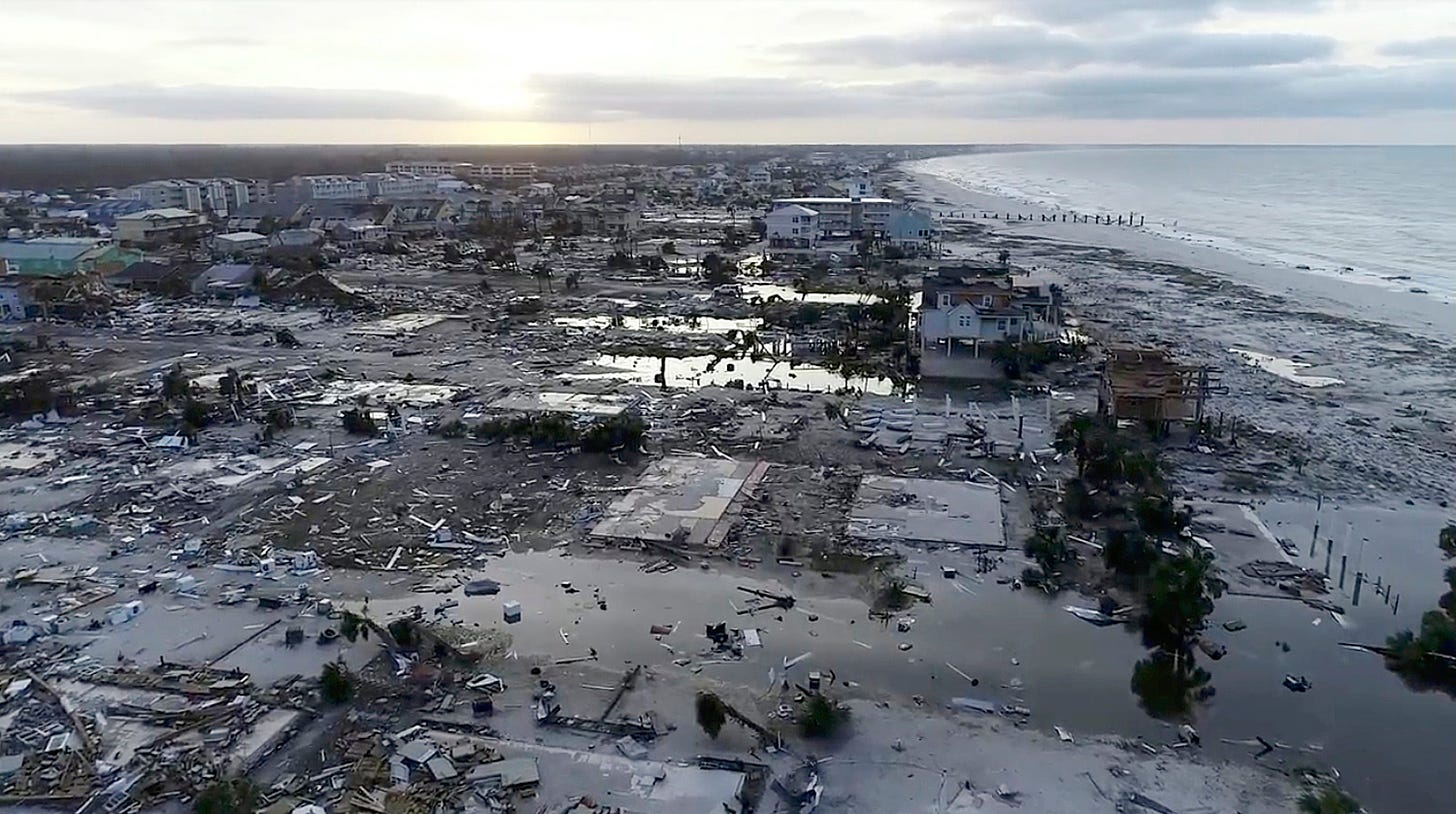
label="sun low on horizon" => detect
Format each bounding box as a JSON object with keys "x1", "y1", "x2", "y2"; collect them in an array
[{"x1": 1, "y1": 0, "x2": 1453, "y2": 144}]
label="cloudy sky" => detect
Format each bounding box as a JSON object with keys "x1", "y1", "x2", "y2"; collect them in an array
[{"x1": 4, "y1": 0, "x2": 1453, "y2": 143}]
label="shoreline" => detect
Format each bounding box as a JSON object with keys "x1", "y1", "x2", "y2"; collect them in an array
[
  {"x1": 889, "y1": 162, "x2": 1456, "y2": 507},
  {"x1": 890, "y1": 163, "x2": 1456, "y2": 349},
  {"x1": 882, "y1": 156, "x2": 1456, "y2": 813}
]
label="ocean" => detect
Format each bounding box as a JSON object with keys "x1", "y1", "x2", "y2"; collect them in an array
[{"x1": 910, "y1": 145, "x2": 1456, "y2": 297}]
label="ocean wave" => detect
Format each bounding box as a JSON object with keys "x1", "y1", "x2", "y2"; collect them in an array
[{"x1": 911, "y1": 149, "x2": 1456, "y2": 299}]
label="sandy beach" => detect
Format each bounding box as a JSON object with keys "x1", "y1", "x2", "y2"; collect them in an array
[{"x1": 890, "y1": 165, "x2": 1456, "y2": 507}]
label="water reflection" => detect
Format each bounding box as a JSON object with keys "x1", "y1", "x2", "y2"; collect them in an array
[
  {"x1": 741, "y1": 283, "x2": 883, "y2": 305},
  {"x1": 1130, "y1": 651, "x2": 1215, "y2": 721},
  {"x1": 553, "y1": 315, "x2": 763, "y2": 334},
  {"x1": 563, "y1": 352, "x2": 906, "y2": 396}
]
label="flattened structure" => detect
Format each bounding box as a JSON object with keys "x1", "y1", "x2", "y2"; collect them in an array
[
  {"x1": 591, "y1": 456, "x2": 767, "y2": 547},
  {"x1": 848, "y1": 475, "x2": 1004, "y2": 547}
]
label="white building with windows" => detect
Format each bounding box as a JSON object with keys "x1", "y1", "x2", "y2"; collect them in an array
[
  {"x1": 385, "y1": 160, "x2": 469, "y2": 177},
  {"x1": 121, "y1": 178, "x2": 263, "y2": 217},
  {"x1": 361, "y1": 173, "x2": 439, "y2": 198},
  {"x1": 769, "y1": 197, "x2": 896, "y2": 237},
  {"x1": 469, "y1": 163, "x2": 537, "y2": 182},
  {"x1": 287, "y1": 175, "x2": 369, "y2": 200},
  {"x1": 120, "y1": 180, "x2": 202, "y2": 212},
  {"x1": 918, "y1": 275, "x2": 1054, "y2": 355},
  {"x1": 765, "y1": 204, "x2": 819, "y2": 253},
  {"x1": 836, "y1": 173, "x2": 873, "y2": 197}
]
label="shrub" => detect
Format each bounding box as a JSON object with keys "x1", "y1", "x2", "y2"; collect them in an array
[
  {"x1": 320, "y1": 662, "x2": 354, "y2": 704},
  {"x1": 877, "y1": 578, "x2": 912, "y2": 611},
  {"x1": 194, "y1": 778, "x2": 259, "y2": 814},
  {"x1": 799, "y1": 694, "x2": 848, "y2": 738},
  {"x1": 265, "y1": 406, "x2": 294, "y2": 429},
  {"x1": 341, "y1": 407, "x2": 380, "y2": 436},
  {"x1": 162, "y1": 364, "x2": 192, "y2": 401},
  {"x1": 696, "y1": 692, "x2": 727, "y2": 739},
  {"x1": 579, "y1": 413, "x2": 646, "y2": 452},
  {"x1": 436, "y1": 418, "x2": 467, "y2": 438},
  {"x1": 387, "y1": 619, "x2": 415, "y2": 647},
  {"x1": 181, "y1": 397, "x2": 212, "y2": 429}
]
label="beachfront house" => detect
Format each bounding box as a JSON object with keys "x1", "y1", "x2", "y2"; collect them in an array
[
  {"x1": 914, "y1": 270, "x2": 1054, "y2": 359},
  {"x1": 765, "y1": 204, "x2": 820, "y2": 256},
  {"x1": 769, "y1": 196, "x2": 896, "y2": 238},
  {"x1": 884, "y1": 208, "x2": 941, "y2": 255}
]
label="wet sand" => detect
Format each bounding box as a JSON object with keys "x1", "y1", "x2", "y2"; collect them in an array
[
  {"x1": 882, "y1": 162, "x2": 1456, "y2": 811},
  {"x1": 897, "y1": 168, "x2": 1456, "y2": 348},
  {"x1": 893, "y1": 165, "x2": 1456, "y2": 507}
]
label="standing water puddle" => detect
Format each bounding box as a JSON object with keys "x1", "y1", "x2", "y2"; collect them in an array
[
  {"x1": 553, "y1": 315, "x2": 762, "y2": 334},
  {"x1": 741, "y1": 284, "x2": 883, "y2": 305},
  {"x1": 1229, "y1": 348, "x2": 1344, "y2": 387},
  {"x1": 564, "y1": 353, "x2": 903, "y2": 395}
]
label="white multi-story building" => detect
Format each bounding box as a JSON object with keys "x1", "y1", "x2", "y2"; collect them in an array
[
  {"x1": 287, "y1": 175, "x2": 369, "y2": 200},
  {"x1": 468, "y1": 163, "x2": 536, "y2": 182},
  {"x1": 837, "y1": 173, "x2": 873, "y2": 197},
  {"x1": 769, "y1": 197, "x2": 897, "y2": 236},
  {"x1": 764, "y1": 204, "x2": 819, "y2": 252},
  {"x1": 120, "y1": 180, "x2": 202, "y2": 212},
  {"x1": 384, "y1": 160, "x2": 469, "y2": 178},
  {"x1": 120, "y1": 177, "x2": 264, "y2": 217},
  {"x1": 189, "y1": 178, "x2": 262, "y2": 217},
  {"x1": 360, "y1": 173, "x2": 439, "y2": 198}
]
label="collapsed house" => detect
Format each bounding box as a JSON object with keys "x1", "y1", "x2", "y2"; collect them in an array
[{"x1": 1097, "y1": 344, "x2": 1222, "y2": 426}]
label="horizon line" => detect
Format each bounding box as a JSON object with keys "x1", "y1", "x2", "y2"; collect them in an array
[{"x1": 0, "y1": 142, "x2": 1451, "y2": 149}]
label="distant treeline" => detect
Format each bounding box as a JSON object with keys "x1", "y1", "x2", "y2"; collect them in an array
[{"x1": 0, "y1": 144, "x2": 968, "y2": 191}]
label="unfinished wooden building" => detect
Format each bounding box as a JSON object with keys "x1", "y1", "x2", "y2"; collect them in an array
[{"x1": 1098, "y1": 345, "x2": 1221, "y2": 426}]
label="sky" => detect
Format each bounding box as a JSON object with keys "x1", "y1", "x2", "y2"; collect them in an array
[{"x1": 3, "y1": 0, "x2": 1453, "y2": 144}]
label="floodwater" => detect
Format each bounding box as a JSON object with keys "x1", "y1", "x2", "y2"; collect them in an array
[
  {"x1": 564, "y1": 353, "x2": 903, "y2": 396},
  {"x1": 741, "y1": 284, "x2": 883, "y2": 305},
  {"x1": 553, "y1": 315, "x2": 763, "y2": 334},
  {"x1": 1229, "y1": 348, "x2": 1344, "y2": 388},
  {"x1": 371, "y1": 497, "x2": 1456, "y2": 812}
]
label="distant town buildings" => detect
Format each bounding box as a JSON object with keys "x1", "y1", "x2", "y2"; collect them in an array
[
  {"x1": 212, "y1": 231, "x2": 269, "y2": 258},
  {"x1": 286, "y1": 175, "x2": 370, "y2": 201},
  {"x1": 382, "y1": 160, "x2": 536, "y2": 182},
  {"x1": 384, "y1": 160, "x2": 469, "y2": 178},
  {"x1": 119, "y1": 178, "x2": 266, "y2": 217},
  {"x1": 468, "y1": 163, "x2": 537, "y2": 182},
  {"x1": 113, "y1": 208, "x2": 209, "y2": 245},
  {"x1": 360, "y1": 173, "x2": 439, "y2": 198}
]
